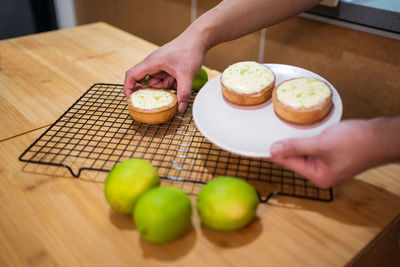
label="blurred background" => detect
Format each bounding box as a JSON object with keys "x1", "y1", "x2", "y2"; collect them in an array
[{"x1": 1, "y1": 0, "x2": 399, "y2": 119}]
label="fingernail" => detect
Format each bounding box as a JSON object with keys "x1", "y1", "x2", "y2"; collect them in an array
[
  {"x1": 270, "y1": 143, "x2": 283, "y2": 157},
  {"x1": 178, "y1": 102, "x2": 187, "y2": 113}
]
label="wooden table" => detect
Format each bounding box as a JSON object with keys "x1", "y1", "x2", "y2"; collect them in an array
[{"x1": 1, "y1": 22, "x2": 399, "y2": 267}]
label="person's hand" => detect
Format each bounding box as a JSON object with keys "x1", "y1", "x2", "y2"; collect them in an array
[
  {"x1": 124, "y1": 35, "x2": 206, "y2": 113},
  {"x1": 123, "y1": 0, "x2": 328, "y2": 112},
  {"x1": 269, "y1": 120, "x2": 380, "y2": 188}
]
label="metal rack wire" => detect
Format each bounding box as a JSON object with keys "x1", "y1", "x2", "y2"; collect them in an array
[{"x1": 19, "y1": 83, "x2": 333, "y2": 202}]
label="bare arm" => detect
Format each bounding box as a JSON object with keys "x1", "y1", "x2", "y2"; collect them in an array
[
  {"x1": 269, "y1": 117, "x2": 400, "y2": 188},
  {"x1": 187, "y1": 0, "x2": 322, "y2": 51},
  {"x1": 124, "y1": 0, "x2": 322, "y2": 112}
]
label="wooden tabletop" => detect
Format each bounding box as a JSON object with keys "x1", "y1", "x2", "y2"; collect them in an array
[{"x1": 1, "y1": 22, "x2": 399, "y2": 267}]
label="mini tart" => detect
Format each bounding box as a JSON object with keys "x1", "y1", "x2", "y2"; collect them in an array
[
  {"x1": 127, "y1": 88, "x2": 177, "y2": 125},
  {"x1": 272, "y1": 77, "x2": 333, "y2": 125},
  {"x1": 221, "y1": 61, "x2": 275, "y2": 106}
]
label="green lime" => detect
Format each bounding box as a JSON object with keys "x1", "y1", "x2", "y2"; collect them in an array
[
  {"x1": 197, "y1": 176, "x2": 259, "y2": 231},
  {"x1": 192, "y1": 66, "x2": 208, "y2": 91},
  {"x1": 134, "y1": 186, "x2": 192, "y2": 243},
  {"x1": 104, "y1": 158, "x2": 160, "y2": 214},
  {"x1": 141, "y1": 75, "x2": 150, "y2": 86}
]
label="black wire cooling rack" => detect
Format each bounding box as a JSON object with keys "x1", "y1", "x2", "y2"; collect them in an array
[{"x1": 19, "y1": 83, "x2": 333, "y2": 203}]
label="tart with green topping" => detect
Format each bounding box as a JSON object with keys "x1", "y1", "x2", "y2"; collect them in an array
[
  {"x1": 221, "y1": 61, "x2": 275, "y2": 106},
  {"x1": 272, "y1": 77, "x2": 333, "y2": 125},
  {"x1": 127, "y1": 88, "x2": 177, "y2": 124}
]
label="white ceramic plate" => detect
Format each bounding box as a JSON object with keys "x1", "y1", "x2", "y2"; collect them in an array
[{"x1": 193, "y1": 64, "x2": 343, "y2": 158}]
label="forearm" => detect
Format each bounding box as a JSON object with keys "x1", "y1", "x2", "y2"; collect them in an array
[
  {"x1": 181, "y1": 0, "x2": 321, "y2": 51},
  {"x1": 369, "y1": 116, "x2": 400, "y2": 166}
]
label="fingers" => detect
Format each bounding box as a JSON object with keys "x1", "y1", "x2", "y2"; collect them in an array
[
  {"x1": 272, "y1": 156, "x2": 331, "y2": 188},
  {"x1": 147, "y1": 75, "x2": 176, "y2": 89},
  {"x1": 269, "y1": 137, "x2": 334, "y2": 188},
  {"x1": 270, "y1": 156, "x2": 315, "y2": 180},
  {"x1": 164, "y1": 76, "x2": 176, "y2": 89},
  {"x1": 123, "y1": 70, "x2": 136, "y2": 98},
  {"x1": 124, "y1": 57, "x2": 194, "y2": 113},
  {"x1": 176, "y1": 76, "x2": 193, "y2": 113},
  {"x1": 269, "y1": 137, "x2": 320, "y2": 183},
  {"x1": 270, "y1": 136, "x2": 321, "y2": 159},
  {"x1": 134, "y1": 83, "x2": 146, "y2": 90},
  {"x1": 123, "y1": 62, "x2": 160, "y2": 98},
  {"x1": 150, "y1": 72, "x2": 171, "y2": 79}
]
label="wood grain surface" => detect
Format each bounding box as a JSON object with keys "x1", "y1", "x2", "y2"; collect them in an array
[
  {"x1": 0, "y1": 22, "x2": 159, "y2": 140},
  {"x1": 0, "y1": 23, "x2": 399, "y2": 267}
]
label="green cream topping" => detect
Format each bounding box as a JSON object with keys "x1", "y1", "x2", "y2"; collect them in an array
[
  {"x1": 131, "y1": 89, "x2": 173, "y2": 109},
  {"x1": 221, "y1": 61, "x2": 275, "y2": 94},
  {"x1": 277, "y1": 77, "x2": 331, "y2": 108}
]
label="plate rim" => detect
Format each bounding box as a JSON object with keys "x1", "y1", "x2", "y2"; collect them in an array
[{"x1": 193, "y1": 63, "x2": 343, "y2": 158}]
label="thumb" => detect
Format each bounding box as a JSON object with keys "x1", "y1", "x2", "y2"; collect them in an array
[
  {"x1": 176, "y1": 75, "x2": 193, "y2": 113},
  {"x1": 270, "y1": 136, "x2": 321, "y2": 158}
]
